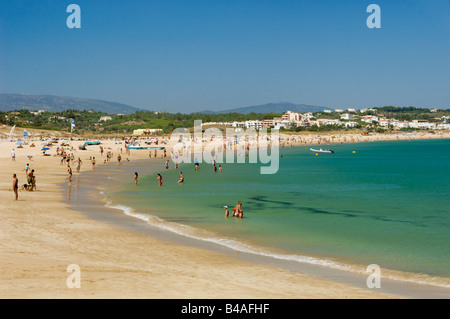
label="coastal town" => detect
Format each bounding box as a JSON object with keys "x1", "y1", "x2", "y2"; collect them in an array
[
  {"x1": 2, "y1": 106, "x2": 449, "y2": 138},
  {"x1": 205, "y1": 108, "x2": 450, "y2": 131}
]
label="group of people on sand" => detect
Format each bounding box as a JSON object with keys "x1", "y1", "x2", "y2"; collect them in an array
[{"x1": 12, "y1": 163, "x2": 37, "y2": 200}]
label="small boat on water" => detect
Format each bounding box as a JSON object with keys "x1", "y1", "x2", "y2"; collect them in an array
[{"x1": 310, "y1": 148, "x2": 334, "y2": 154}]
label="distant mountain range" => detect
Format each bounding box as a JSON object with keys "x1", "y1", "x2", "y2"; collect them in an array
[
  {"x1": 199, "y1": 102, "x2": 333, "y2": 114},
  {"x1": 0, "y1": 94, "x2": 333, "y2": 115},
  {"x1": 0, "y1": 94, "x2": 144, "y2": 114}
]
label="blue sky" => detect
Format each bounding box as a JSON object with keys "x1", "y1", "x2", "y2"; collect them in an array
[{"x1": 0, "y1": 0, "x2": 448, "y2": 112}]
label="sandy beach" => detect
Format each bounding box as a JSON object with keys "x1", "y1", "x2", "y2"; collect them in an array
[{"x1": 1, "y1": 129, "x2": 449, "y2": 299}]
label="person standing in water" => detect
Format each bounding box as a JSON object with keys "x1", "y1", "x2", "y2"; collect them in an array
[
  {"x1": 178, "y1": 172, "x2": 184, "y2": 184},
  {"x1": 134, "y1": 172, "x2": 138, "y2": 185},
  {"x1": 224, "y1": 201, "x2": 244, "y2": 218},
  {"x1": 76, "y1": 157, "x2": 82, "y2": 172},
  {"x1": 194, "y1": 158, "x2": 199, "y2": 171},
  {"x1": 68, "y1": 166, "x2": 73, "y2": 183},
  {"x1": 157, "y1": 173, "x2": 163, "y2": 186}
]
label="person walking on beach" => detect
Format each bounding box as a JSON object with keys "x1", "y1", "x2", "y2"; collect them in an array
[
  {"x1": 92, "y1": 157, "x2": 96, "y2": 169},
  {"x1": 68, "y1": 165, "x2": 73, "y2": 183},
  {"x1": 76, "y1": 157, "x2": 82, "y2": 172},
  {"x1": 12, "y1": 174, "x2": 18, "y2": 200},
  {"x1": 11, "y1": 149, "x2": 15, "y2": 162},
  {"x1": 118, "y1": 154, "x2": 122, "y2": 165},
  {"x1": 28, "y1": 169, "x2": 36, "y2": 191},
  {"x1": 134, "y1": 172, "x2": 138, "y2": 185}
]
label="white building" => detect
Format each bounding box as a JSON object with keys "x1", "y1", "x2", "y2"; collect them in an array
[
  {"x1": 245, "y1": 120, "x2": 264, "y2": 130},
  {"x1": 409, "y1": 120, "x2": 433, "y2": 129},
  {"x1": 282, "y1": 111, "x2": 302, "y2": 122},
  {"x1": 315, "y1": 119, "x2": 342, "y2": 127},
  {"x1": 395, "y1": 121, "x2": 410, "y2": 129},
  {"x1": 273, "y1": 119, "x2": 291, "y2": 130},
  {"x1": 340, "y1": 113, "x2": 354, "y2": 120},
  {"x1": 360, "y1": 115, "x2": 379, "y2": 123},
  {"x1": 344, "y1": 121, "x2": 359, "y2": 128},
  {"x1": 99, "y1": 116, "x2": 113, "y2": 122}
]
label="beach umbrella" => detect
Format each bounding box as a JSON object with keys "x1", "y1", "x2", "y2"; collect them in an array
[
  {"x1": 41, "y1": 147, "x2": 50, "y2": 151},
  {"x1": 15, "y1": 141, "x2": 23, "y2": 145}
]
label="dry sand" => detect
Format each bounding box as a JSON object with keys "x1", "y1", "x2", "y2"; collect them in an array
[{"x1": 2, "y1": 130, "x2": 448, "y2": 299}]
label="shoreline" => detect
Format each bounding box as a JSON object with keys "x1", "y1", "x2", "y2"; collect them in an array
[
  {"x1": 1, "y1": 133, "x2": 449, "y2": 298},
  {"x1": 64, "y1": 142, "x2": 450, "y2": 298}
]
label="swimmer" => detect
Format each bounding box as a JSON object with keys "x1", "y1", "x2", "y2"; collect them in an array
[
  {"x1": 157, "y1": 173, "x2": 163, "y2": 186},
  {"x1": 178, "y1": 171, "x2": 184, "y2": 184}
]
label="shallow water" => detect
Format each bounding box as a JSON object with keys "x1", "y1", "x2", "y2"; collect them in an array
[{"x1": 105, "y1": 139, "x2": 450, "y2": 282}]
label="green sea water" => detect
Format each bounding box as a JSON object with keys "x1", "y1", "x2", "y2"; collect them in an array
[{"x1": 109, "y1": 139, "x2": 450, "y2": 279}]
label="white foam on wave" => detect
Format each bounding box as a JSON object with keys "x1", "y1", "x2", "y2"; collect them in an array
[{"x1": 105, "y1": 201, "x2": 450, "y2": 289}]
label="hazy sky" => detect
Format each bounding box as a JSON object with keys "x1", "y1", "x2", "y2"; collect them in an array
[{"x1": 0, "y1": 0, "x2": 449, "y2": 112}]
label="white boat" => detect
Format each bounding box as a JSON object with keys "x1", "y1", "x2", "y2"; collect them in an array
[{"x1": 310, "y1": 148, "x2": 334, "y2": 154}]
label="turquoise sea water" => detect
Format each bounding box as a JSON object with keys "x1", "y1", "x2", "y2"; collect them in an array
[{"x1": 109, "y1": 139, "x2": 450, "y2": 280}]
